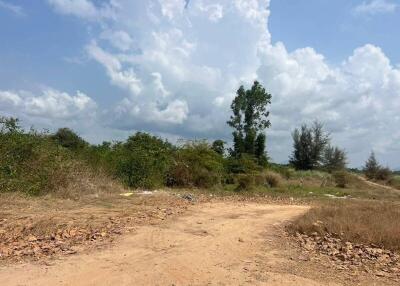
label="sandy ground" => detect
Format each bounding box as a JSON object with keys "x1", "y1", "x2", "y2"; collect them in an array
[{"x1": 0, "y1": 202, "x2": 342, "y2": 285}]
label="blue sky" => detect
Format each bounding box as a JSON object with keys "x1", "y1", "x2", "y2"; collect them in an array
[{"x1": 1, "y1": 0, "x2": 400, "y2": 168}]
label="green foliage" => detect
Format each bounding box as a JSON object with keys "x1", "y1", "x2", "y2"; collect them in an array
[
  {"x1": 52, "y1": 128, "x2": 87, "y2": 150},
  {"x1": 227, "y1": 81, "x2": 271, "y2": 162},
  {"x1": 290, "y1": 121, "x2": 330, "y2": 170},
  {"x1": 211, "y1": 139, "x2": 225, "y2": 156},
  {"x1": 167, "y1": 141, "x2": 225, "y2": 188},
  {"x1": 235, "y1": 174, "x2": 255, "y2": 191},
  {"x1": 268, "y1": 164, "x2": 296, "y2": 179},
  {"x1": 225, "y1": 153, "x2": 261, "y2": 174},
  {"x1": 376, "y1": 166, "x2": 392, "y2": 181},
  {"x1": 389, "y1": 176, "x2": 400, "y2": 190},
  {"x1": 364, "y1": 151, "x2": 380, "y2": 180},
  {"x1": 363, "y1": 151, "x2": 392, "y2": 181},
  {"x1": 0, "y1": 116, "x2": 21, "y2": 133},
  {"x1": 323, "y1": 144, "x2": 347, "y2": 171},
  {"x1": 0, "y1": 117, "x2": 72, "y2": 195},
  {"x1": 115, "y1": 132, "x2": 173, "y2": 189},
  {"x1": 254, "y1": 133, "x2": 268, "y2": 166},
  {"x1": 333, "y1": 170, "x2": 349, "y2": 188}
]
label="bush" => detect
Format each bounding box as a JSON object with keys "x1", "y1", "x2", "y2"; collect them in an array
[
  {"x1": 167, "y1": 141, "x2": 225, "y2": 188},
  {"x1": 333, "y1": 170, "x2": 348, "y2": 188},
  {"x1": 264, "y1": 171, "x2": 282, "y2": 188},
  {"x1": 0, "y1": 121, "x2": 74, "y2": 195},
  {"x1": 225, "y1": 154, "x2": 261, "y2": 174},
  {"x1": 235, "y1": 174, "x2": 255, "y2": 191},
  {"x1": 115, "y1": 132, "x2": 173, "y2": 189},
  {"x1": 268, "y1": 164, "x2": 295, "y2": 179},
  {"x1": 376, "y1": 167, "x2": 392, "y2": 181},
  {"x1": 52, "y1": 128, "x2": 87, "y2": 150}
]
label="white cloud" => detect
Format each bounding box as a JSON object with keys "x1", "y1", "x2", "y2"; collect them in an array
[
  {"x1": 86, "y1": 41, "x2": 142, "y2": 95},
  {"x1": 354, "y1": 0, "x2": 398, "y2": 15},
  {"x1": 159, "y1": 0, "x2": 187, "y2": 20},
  {"x1": 0, "y1": 88, "x2": 97, "y2": 120},
  {"x1": 47, "y1": 0, "x2": 115, "y2": 20},
  {"x1": 196, "y1": 2, "x2": 224, "y2": 22},
  {"x1": 40, "y1": 0, "x2": 400, "y2": 167},
  {"x1": 0, "y1": 0, "x2": 24, "y2": 16},
  {"x1": 100, "y1": 30, "x2": 134, "y2": 51}
]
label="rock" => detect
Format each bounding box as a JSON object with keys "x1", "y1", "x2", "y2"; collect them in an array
[
  {"x1": 27, "y1": 235, "x2": 38, "y2": 242},
  {"x1": 376, "y1": 271, "x2": 389, "y2": 277},
  {"x1": 181, "y1": 194, "x2": 196, "y2": 202},
  {"x1": 298, "y1": 254, "x2": 310, "y2": 261}
]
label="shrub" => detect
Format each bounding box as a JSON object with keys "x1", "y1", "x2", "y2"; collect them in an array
[
  {"x1": 115, "y1": 132, "x2": 173, "y2": 189},
  {"x1": 333, "y1": 170, "x2": 348, "y2": 188},
  {"x1": 264, "y1": 171, "x2": 282, "y2": 188},
  {"x1": 235, "y1": 174, "x2": 255, "y2": 191},
  {"x1": 0, "y1": 122, "x2": 73, "y2": 195},
  {"x1": 167, "y1": 141, "x2": 225, "y2": 188},
  {"x1": 376, "y1": 167, "x2": 392, "y2": 181},
  {"x1": 225, "y1": 154, "x2": 261, "y2": 174},
  {"x1": 52, "y1": 128, "x2": 87, "y2": 150}
]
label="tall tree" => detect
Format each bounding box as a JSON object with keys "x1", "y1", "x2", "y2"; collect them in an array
[
  {"x1": 310, "y1": 121, "x2": 330, "y2": 167},
  {"x1": 323, "y1": 144, "x2": 347, "y2": 171},
  {"x1": 211, "y1": 140, "x2": 225, "y2": 156},
  {"x1": 290, "y1": 121, "x2": 330, "y2": 170},
  {"x1": 255, "y1": 133, "x2": 268, "y2": 166},
  {"x1": 364, "y1": 151, "x2": 380, "y2": 180},
  {"x1": 227, "y1": 81, "x2": 271, "y2": 162}
]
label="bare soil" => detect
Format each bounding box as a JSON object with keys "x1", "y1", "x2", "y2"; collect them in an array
[{"x1": 0, "y1": 194, "x2": 397, "y2": 285}]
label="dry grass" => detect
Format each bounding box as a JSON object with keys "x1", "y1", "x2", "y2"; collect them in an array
[
  {"x1": 289, "y1": 200, "x2": 400, "y2": 251},
  {"x1": 389, "y1": 176, "x2": 400, "y2": 190},
  {"x1": 263, "y1": 171, "x2": 283, "y2": 187},
  {"x1": 54, "y1": 164, "x2": 127, "y2": 200}
]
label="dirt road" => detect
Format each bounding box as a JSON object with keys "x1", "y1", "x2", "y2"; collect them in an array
[{"x1": 0, "y1": 202, "x2": 339, "y2": 286}]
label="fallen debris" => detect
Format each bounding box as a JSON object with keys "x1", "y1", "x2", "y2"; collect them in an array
[{"x1": 293, "y1": 232, "x2": 400, "y2": 281}]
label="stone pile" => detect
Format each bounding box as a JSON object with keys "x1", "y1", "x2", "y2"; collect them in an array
[{"x1": 294, "y1": 232, "x2": 400, "y2": 280}]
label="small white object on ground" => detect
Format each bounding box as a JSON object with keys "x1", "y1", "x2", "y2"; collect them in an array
[{"x1": 119, "y1": 192, "x2": 134, "y2": 197}]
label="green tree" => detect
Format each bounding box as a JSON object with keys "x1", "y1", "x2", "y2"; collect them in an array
[
  {"x1": 227, "y1": 81, "x2": 271, "y2": 163},
  {"x1": 255, "y1": 133, "x2": 268, "y2": 166},
  {"x1": 364, "y1": 151, "x2": 380, "y2": 180},
  {"x1": 167, "y1": 140, "x2": 225, "y2": 188},
  {"x1": 323, "y1": 144, "x2": 347, "y2": 171},
  {"x1": 211, "y1": 140, "x2": 225, "y2": 156},
  {"x1": 0, "y1": 116, "x2": 21, "y2": 133},
  {"x1": 115, "y1": 132, "x2": 173, "y2": 188},
  {"x1": 290, "y1": 121, "x2": 330, "y2": 170},
  {"x1": 52, "y1": 128, "x2": 87, "y2": 150}
]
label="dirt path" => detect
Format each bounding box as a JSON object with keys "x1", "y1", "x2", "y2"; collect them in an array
[
  {"x1": 0, "y1": 202, "x2": 340, "y2": 286},
  {"x1": 356, "y1": 175, "x2": 399, "y2": 192}
]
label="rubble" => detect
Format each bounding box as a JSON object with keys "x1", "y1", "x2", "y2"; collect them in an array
[
  {"x1": 293, "y1": 232, "x2": 400, "y2": 280},
  {"x1": 0, "y1": 203, "x2": 188, "y2": 263}
]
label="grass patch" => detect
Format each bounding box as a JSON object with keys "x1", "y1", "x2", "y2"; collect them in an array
[
  {"x1": 389, "y1": 175, "x2": 400, "y2": 190},
  {"x1": 288, "y1": 200, "x2": 400, "y2": 251}
]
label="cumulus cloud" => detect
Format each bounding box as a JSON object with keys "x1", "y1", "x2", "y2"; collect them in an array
[
  {"x1": 100, "y1": 30, "x2": 134, "y2": 51},
  {"x1": 353, "y1": 0, "x2": 398, "y2": 15},
  {"x1": 196, "y1": 1, "x2": 224, "y2": 22},
  {"x1": 47, "y1": 0, "x2": 115, "y2": 20},
  {"x1": 40, "y1": 0, "x2": 400, "y2": 167},
  {"x1": 0, "y1": 88, "x2": 97, "y2": 120}
]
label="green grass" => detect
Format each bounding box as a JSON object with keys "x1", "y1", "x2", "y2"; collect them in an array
[{"x1": 389, "y1": 175, "x2": 400, "y2": 190}]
